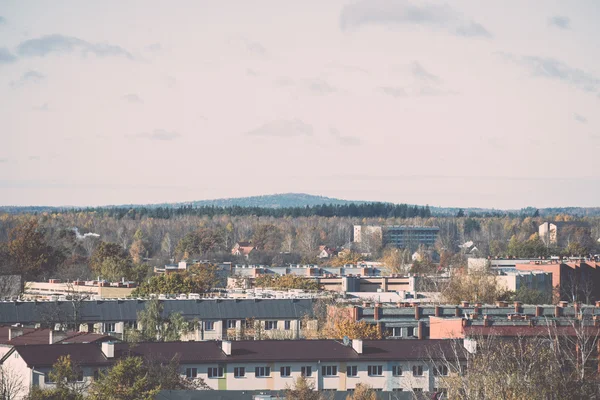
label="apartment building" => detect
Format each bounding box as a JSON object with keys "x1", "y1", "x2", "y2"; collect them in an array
[
  {"x1": 1, "y1": 339, "x2": 462, "y2": 397},
  {"x1": 0, "y1": 299, "x2": 313, "y2": 340},
  {"x1": 353, "y1": 225, "x2": 439, "y2": 249}
]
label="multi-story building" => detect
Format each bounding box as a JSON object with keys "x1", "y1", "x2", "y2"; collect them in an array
[
  {"x1": 353, "y1": 225, "x2": 439, "y2": 249},
  {"x1": 0, "y1": 299, "x2": 314, "y2": 340},
  {"x1": 1, "y1": 339, "x2": 462, "y2": 397}
]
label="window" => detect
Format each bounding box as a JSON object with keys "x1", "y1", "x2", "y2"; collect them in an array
[
  {"x1": 301, "y1": 366, "x2": 312, "y2": 377},
  {"x1": 284, "y1": 320, "x2": 291, "y2": 330},
  {"x1": 346, "y1": 366, "x2": 358, "y2": 377},
  {"x1": 127, "y1": 321, "x2": 138, "y2": 329},
  {"x1": 234, "y1": 367, "x2": 245, "y2": 378},
  {"x1": 205, "y1": 321, "x2": 215, "y2": 331},
  {"x1": 255, "y1": 367, "x2": 271, "y2": 377},
  {"x1": 76, "y1": 370, "x2": 84, "y2": 382},
  {"x1": 208, "y1": 367, "x2": 224, "y2": 378},
  {"x1": 280, "y1": 366, "x2": 291, "y2": 377},
  {"x1": 412, "y1": 365, "x2": 423, "y2": 376},
  {"x1": 460, "y1": 365, "x2": 468, "y2": 375},
  {"x1": 227, "y1": 319, "x2": 237, "y2": 329},
  {"x1": 321, "y1": 366, "x2": 337, "y2": 377},
  {"x1": 368, "y1": 365, "x2": 383, "y2": 376},
  {"x1": 103, "y1": 322, "x2": 115, "y2": 333},
  {"x1": 392, "y1": 388, "x2": 403, "y2": 392},
  {"x1": 413, "y1": 388, "x2": 423, "y2": 393},
  {"x1": 433, "y1": 365, "x2": 448, "y2": 376},
  {"x1": 265, "y1": 321, "x2": 277, "y2": 330},
  {"x1": 186, "y1": 368, "x2": 197, "y2": 379},
  {"x1": 93, "y1": 370, "x2": 99, "y2": 381},
  {"x1": 407, "y1": 327, "x2": 414, "y2": 337},
  {"x1": 44, "y1": 373, "x2": 54, "y2": 384},
  {"x1": 392, "y1": 365, "x2": 403, "y2": 376},
  {"x1": 391, "y1": 327, "x2": 402, "y2": 337}
]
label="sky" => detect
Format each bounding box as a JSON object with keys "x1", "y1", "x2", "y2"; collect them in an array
[{"x1": 1, "y1": 0, "x2": 599, "y2": 209}]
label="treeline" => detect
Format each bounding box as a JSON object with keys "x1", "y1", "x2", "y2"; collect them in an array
[{"x1": 68, "y1": 202, "x2": 433, "y2": 219}]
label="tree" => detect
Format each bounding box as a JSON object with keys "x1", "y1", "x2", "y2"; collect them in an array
[
  {"x1": 132, "y1": 264, "x2": 221, "y2": 296},
  {"x1": 144, "y1": 353, "x2": 210, "y2": 391},
  {"x1": 129, "y1": 229, "x2": 148, "y2": 264},
  {"x1": 88, "y1": 357, "x2": 159, "y2": 400},
  {"x1": 28, "y1": 355, "x2": 85, "y2": 400},
  {"x1": 90, "y1": 242, "x2": 133, "y2": 281},
  {"x1": 254, "y1": 274, "x2": 319, "y2": 291},
  {"x1": 347, "y1": 383, "x2": 376, "y2": 400},
  {"x1": 380, "y1": 247, "x2": 411, "y2": 275},
  {"x1": 0, "y1": 365, "x2": 24, "y2": 400},
  {"x1": 442, "y1": 268, "x2": 507, "y2": 304},
  {"x1": 7, "y1": 220, "x2": 63, "y2": 280},
  {"x1": 252, "y1": 224, "x2": 282, "y2": 252},
  {"x1": 284, "y1": 376, "x2": 324, "y2": 400},
  {"x1": 126, "y1": 298, "x2": 190, "y2": 342}
]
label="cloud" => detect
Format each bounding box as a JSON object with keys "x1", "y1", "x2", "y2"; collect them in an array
[
  {"x1": 146, "y1": 43, "x2": 162, "y2": 52},
  {"x1": 574, "y1": 113, "x2": 587, "y2": 124},
  {"x1": 245, "y1": 119, "x2": 313, "y2": 138},
  {"x1": 549, "y1": 16, "x2": 570, "y2": 29},
  {"x1": 307, "y1": 79, "x2": 337, "y2": 95},
  {"x1": 379, "y1": 86, "x2": 408, "y2": 97},
  {"x1": 0, "y1": 47, "x2": 17, "y2": 63},
  {"x1": 131, "y1": 129, "x2": 181, "y2": 141},
  {"x1": 500, "y1": 53, "x2": 599, "y2": 93},
  {"x1": 340, "y1": 0, "x2": 492, "y2": 38},
  {"x1": 10, "y1": 70, "x2": 45, "y2": 88},
  {"x1": 330, "y1": 128, "x2": 361, "y2": 146},
  {"x1": 455, "y1": 21, "x2": 492, "y2": 38},
  {"x1": 32, "y1": 103, "x2": 49, "y2": 112},
  {"x1": 17, "y1": 34, "x2": 133, "y2": 59},
  {"x1": 411, "y1": 61, "x2": 440, "y2": 83},
  {"x1": 123, "y1": 93, "x2": 143, "y2": 104}
]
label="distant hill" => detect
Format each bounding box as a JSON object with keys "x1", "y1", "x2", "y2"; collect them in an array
[
  {"x1": 184, "y1": 193, "x2": 366, "y2": 208},
  {"x1": 1, "y1": 193, "x2": 600, "y2": 217}
]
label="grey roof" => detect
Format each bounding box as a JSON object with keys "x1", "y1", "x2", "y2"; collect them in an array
[
  {"x1": 156, "y1": 390, "x2": 419, "y2": 400},
  {"x1": 0, "y1": 299, "x2": 314, "y2": 325}
]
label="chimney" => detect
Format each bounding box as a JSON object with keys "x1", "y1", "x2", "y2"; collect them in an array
[
  {"x1": 514, "y1": 301, "x2": 522, "y2": 313},
  {"x1": 49, "y1": 330, "x2": 69, "y2": 344},
  {"x1": 352, "y1": 339, "x2": 363, "y2": 354},
  {"x1": 535, "y1": 306, "x2": 543, "y2": 317},
  {"x1": 496, "y1": 301, "x2": 508, "y2": 308},
  {"x1": 101, "y1": 342, "x2": 114, "y2": 359},
  {"x1": 473, "y1": 306, "x2": 480, "y2": 318},
  {"x1": 222, "y1": 340, "x2": 232, "y2": 356},
  {"x1": 435, "y1": 305, "x2": 441, "y2": 317},
  {"x1": 8, "y1": 327, "x2": 24, "y2": 341},
  {"x1": 463, "y1": 338, "x2": 477, "y2": 354},
  {"x1": 461, "y1": 301, "x2": 470, "y2": 308},
  {"x1": 483, "y1": 315, "x2": 491, "y2": 327},
  {"x1": 595, "y1": 301, "x2": 600, "y2": 308},
  {"x1": 374, "y1": 304, "x2": 381, "y2": 321},
  {"x1": 414, "y1": 303, "x2": 421, "y2": 320},
  {"x1": 559, "y1": 301, "x2": 568, "y2": 308},
  {"x1": 417, "y1": 321, "x2": 425, "y2": 340},
  {"x1": 352, "y1": 306, "x2": 361, "y2": 321},
  {"x1": 555, "y1": 305, "x2": 562, "y2": 318},
  {"x1": 455, "y1": 306, "x2": 461, "y2": 317},
  {"x1": 574, "y1": 302, "x2": 580, "y2": 314}
]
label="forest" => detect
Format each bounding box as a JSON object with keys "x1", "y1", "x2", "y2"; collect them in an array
[{"x1": 0, "y1": 205, "x2": 599, "y2": 286}]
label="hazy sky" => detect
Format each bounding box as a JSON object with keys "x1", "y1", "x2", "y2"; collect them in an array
[{"x1": 1, "y1": 1, "x2": 599, "y2": 209}]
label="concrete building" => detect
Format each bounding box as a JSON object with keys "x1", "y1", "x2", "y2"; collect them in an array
[
  {"x1": 0, "y1": 299, "x2": 314, "y2": 341},
  {"x1": 24, "y1": 279, "x2": 136, "y2": 300},
  {"x1": 495, "y1": 270, "x2": 553, "y2": 295},
  {"x1": 1, "y1": 339, "x2": 461, "y2": 397},
  {"x1": 354, "y1": 225, "x2": 439, "y2": 249}
]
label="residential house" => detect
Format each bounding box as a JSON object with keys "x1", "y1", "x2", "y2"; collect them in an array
[{"x1": 232, "y1": 242, "x2": 255, "y2": 258}]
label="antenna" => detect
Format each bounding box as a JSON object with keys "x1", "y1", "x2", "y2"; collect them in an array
[{"x1": 342, "y1": 336, "x2": 350, "y2": 346}]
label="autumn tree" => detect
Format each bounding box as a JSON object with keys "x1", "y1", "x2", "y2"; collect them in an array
[
  {"x1": 125, "y1": 298, "x2": 190, "y2": 342},
  {"x1": 442, "y1": 268, "x2": 507, "y2": 304},
  {"x1": 129, "y1": 229, "x2": 148, "y2": 264},
  {"x1": 6, "y1": 219, "x2": 63, "y2": 280},
  {"x1": 284, "y1": 376, "x2": 324, "y2": 400},
  {"x1": 252, "y1": 224, "x2": 283, "y2": 252},
  {"x1": 131, "y1": 264, "x2": 222, "y2": 296},
  {"x1": 174, "y1": 228, "x2": 224, "y2": 259},
  {"x1": 88, "y1": 357, "x2": 159, "y2": 400},
  {"x1": 347, "y1": 383, "x2": 376, "y2": 400},
  {"x1": 306, "y1": 303, "x2": 380, "y2": 340},
  {"x1": 254, "y1": 274, "x2": 319, "y2": 291},
  {"x1": 28, "y1": 355, "x2": 85, "y2": 400},
  {"x1": 380, "y1": 247, "x2": 412, "y2": 275},
  {"x1": 90, "y1": 242, "x2": 133, "y2": 281}
]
